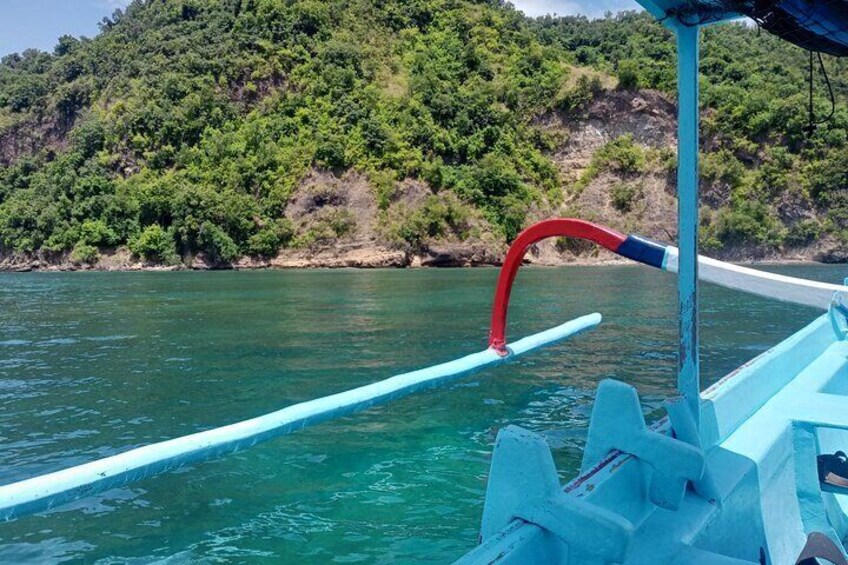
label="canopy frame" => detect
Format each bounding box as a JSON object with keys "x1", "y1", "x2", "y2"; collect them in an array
[
  {"x1": 637, "y1": 1, "x2": 738, "y2": 429},
  {"x1": 673, "y1": 21, "x2": 702, "y2": 429}
]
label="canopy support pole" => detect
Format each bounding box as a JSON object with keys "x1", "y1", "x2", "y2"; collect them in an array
[{"x1": 674, "y1": 23, "x2": 701, "y2": 430}]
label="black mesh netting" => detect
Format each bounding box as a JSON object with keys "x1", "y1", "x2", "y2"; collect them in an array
[{"x1": 717, "y1": 0, "x2": 848, "y2": 56}]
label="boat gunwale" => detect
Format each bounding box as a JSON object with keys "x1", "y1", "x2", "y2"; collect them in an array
[{"x1": 561, "y1": 313, "x2": 831, "y2": 497}]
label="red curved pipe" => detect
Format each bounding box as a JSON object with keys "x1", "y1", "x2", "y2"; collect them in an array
[{"x1": 488, "y1": 219, "x2": 627, "y2": 354}]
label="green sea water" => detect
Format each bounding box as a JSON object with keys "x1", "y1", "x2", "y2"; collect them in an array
[{"x1": 0, "y1": 264, "x2": 843, "y2": 563}]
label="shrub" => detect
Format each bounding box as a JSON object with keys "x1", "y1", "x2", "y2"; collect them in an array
[
  {"x1": 294, "y1": 209, "x2": 357, "y2": 248},
  {"x1": 128, "y1": 224, "x2": 179, "y2": 264},
  {"x1": 617, "y1": 60, "x2": 640, "y2": 90},
  {"x1": 326, "y1": 209, "x2": 356, "y2": 237},
  {"x1": 246, "y1": 219, "x2": 294, "y2": 257},
  {"x1": 756, "y1": 147, "x2": 794, "y2": 195},
  {"x1": 314, "y1": 134, "x2": 348, "y2": 170},
  {"x1": 701, "y1": 149, "x2": 747, "y2": 189},
  {"x1": 654, "y1": 147, "x2": 677, "y2": 171},
  {"x1": 714, "y1": 206, "x2": 761, "y2": 244},
  {"x1": 371, "y1": 170, "x2": 397, "y2": 211},
  {"x1": 786, "y1": 219, "x2": 822, "y2": 247},
  {"x1": 610, "y1": 183, "x2": 638, "y2": 212},
  {"x1": 70, "y1": 118, "x2": 105, "y2": 158},
  {"x1": 699, "y1": 207, "x2": 723, "y2": 252},
  {"x1": 597, "y1": 135, "x2": 647, "y2": 174},
  {"x1": 554, "y1": 74, "x2": 603, "y2": 114},
  {"x1": 70, "y1": 241, "x2": 99, "y2": 265},
  {"x1": 711, "y1": 201, "x2": 785, "y2": 248},
  {"x1": 79, "y1": 219, "x2": 118, "y2": 246},
  {"x1": 494, "y1": 193, "x2": 529, "y2": 242},
  {"x1": 391, "y1": 195, "x2": 470, "y2": 248},
  {"x1": 807, "y1": 150, "x2": 848, "y2": 202},
  {"x1": 460, "y1": 155, "x2": 525, "y2": 201},
  {"x1": 556, "y1": 235, "x2": 595, "y2": 255},
  {"x1": 578, "y1": 135, "x2": 647, "y2": 191},
  {"x1": 197, "y1": 221, "x2": 239, "y2": 263}
]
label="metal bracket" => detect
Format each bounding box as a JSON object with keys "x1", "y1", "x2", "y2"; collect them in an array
[{"x1": 581, "y1": 379, "x2": 705, "y2": 510}]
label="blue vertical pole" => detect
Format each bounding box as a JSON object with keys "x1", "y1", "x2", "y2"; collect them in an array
[{"x1": 675, "y1": 24, "x2": 701, "y2": 429}]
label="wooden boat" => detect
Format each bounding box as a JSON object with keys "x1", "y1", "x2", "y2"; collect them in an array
[{"x1": 3, "y1": 0, "x2": 848, "y2": 562}]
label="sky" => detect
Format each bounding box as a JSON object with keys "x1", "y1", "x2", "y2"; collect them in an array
[
  {"x1": 0, "y1": 0, "x2": 131, "y2": 57},
  {"x1": 0, "y1": 0, "x2": 641, "y2": 58},
  {"x1": 513, "y1": 0, "x2": 639, "y2": 18}
]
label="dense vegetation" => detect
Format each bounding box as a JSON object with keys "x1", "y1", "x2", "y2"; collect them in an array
[{"x1": 1, "y1": 0, "x2": 847, "y2": 264}]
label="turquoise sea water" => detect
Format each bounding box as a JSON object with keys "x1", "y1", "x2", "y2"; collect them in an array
[{"x1": 0, "y1": 264, "x2": 843, "y2": 563}]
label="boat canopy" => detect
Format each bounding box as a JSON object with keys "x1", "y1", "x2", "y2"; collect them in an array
[
  {"x1": 651, "y1": 0, "x2": 848, "y2": 56},
  {"x1": 727, "y1": 0, "x2": 848, "y2": 56}
]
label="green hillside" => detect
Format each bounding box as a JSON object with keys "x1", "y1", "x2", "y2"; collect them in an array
[{"x1": 0, "y1": 0, "x2": 846, "y2": 267}]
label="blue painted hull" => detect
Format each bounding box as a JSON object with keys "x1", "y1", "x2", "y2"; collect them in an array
[{"x1": 460, "y1": 314, "x2": 848, "y2": 564}]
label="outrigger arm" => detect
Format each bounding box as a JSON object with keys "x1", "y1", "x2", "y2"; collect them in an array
[{"x1": 489, "y1": 218, "x2": 848, "y2": 356}]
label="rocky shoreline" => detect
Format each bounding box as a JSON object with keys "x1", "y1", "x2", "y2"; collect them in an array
[
  {"x1": 0, "y1": 240, "x2": 841, "y2": 273},
  {"x1": 0, "y1": 244, "x2": 498, "y2": 272}
]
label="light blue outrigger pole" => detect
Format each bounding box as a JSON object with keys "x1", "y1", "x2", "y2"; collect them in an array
[{"x1": 0, "y1": 311, "x2": 601, "y2": 521}]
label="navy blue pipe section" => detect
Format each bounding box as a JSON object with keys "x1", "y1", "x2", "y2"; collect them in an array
[{"x1": 616, "y1": 235, "x2": 666, "y2": 269}]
